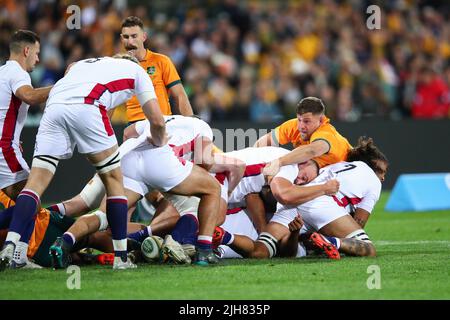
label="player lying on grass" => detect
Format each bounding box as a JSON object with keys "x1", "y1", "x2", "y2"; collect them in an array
[
  {"x1": 133, "y1": 145, "x2": 340, "y2": 262},
  {"x1": 223, "y1": 146, "x2": 340, "y2": 233},
  {"x1": 48, "y1": 115, "x2": 245, "y2": 266},
  {"x1": 221, "y1": 137, "x2": 388, "y2": 259}
]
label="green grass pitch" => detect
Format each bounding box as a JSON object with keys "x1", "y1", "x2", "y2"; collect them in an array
[{"x1": 1, "y1": 192, "x2": 449, "y2": 300}]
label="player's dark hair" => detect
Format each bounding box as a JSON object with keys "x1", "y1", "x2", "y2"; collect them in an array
[
  {"x1": 347, "y1": 136, "x2": 388, "y2": 172},
  {"x1": 296, "y1": 97, "x2": 325, "y2": 115},
  {"x1": 9, "y1": 30, "x2": 40, "y2": 53},
  {"x1": 121, "y1": 16, "x2": 144, "y2": 30}
]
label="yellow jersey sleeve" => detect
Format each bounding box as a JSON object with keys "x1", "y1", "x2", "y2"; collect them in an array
[
  {"x1": 272, "y1": 118, "x2": 302, "y2": 147},
  {"x1": 162, "y1": 56, "x2": 182, "y2": 90},
  {"x1": 310, "y1": 123, "x2": 352, "y2": 168}
]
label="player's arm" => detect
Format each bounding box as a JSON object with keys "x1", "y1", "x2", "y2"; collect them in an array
[
  {"x1": 253, "y1": 132, "x2": 274, "y2": 147},
  {"x1": 279, "y1": 140, "x2": 329, "y2": 167},
  {"x1": 15, "y1": 85, "x2": 52, "y2": 105},
  {"x1": 193, "y1": 136, "x2": 215, "y2": 170},
  {"x1": 141, "y1": 98, "x2": 167, "y2": 146},
  {"x1": 169, "y1": 83, "x2": 194, "y2": 116},
  {"x1": 210, "y1": 153, "x2": 246, "y2": 195},
  {"x1": 279, "y1": 214, "x2": 303, "y2": 257},
  {"x1": 352, "y1": 208, "x2": 370, "y2": 228},
  {"x1": 270, "y1": 177, "x2": 339, "y2": 206},
  {"x1": 245, "y1": 193, "x2": 267, "y2": 234}
]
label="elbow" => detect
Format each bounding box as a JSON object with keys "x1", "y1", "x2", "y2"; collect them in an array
[
  {"x1": 22, "y1": 93, "x2": 39, "y2": 106},
  {"x1": 272, "y1": 191, "x2": 291, "y2": 206}
]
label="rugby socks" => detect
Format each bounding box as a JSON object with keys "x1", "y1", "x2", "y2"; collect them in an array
[
  {"x1": 171, "y1": 214, "x2": 198, "y2": 245},
  {"x1": 0, "y1": 206, "x2": 14, "y2": 229},
  {"x1": 127, "y1": 226, "x2": 152, "y2": 243},
  {"x1": 324, "y1": 236, "x2": 341, "y2": 249},
  {"x1": 106, "y1": 196, "x2": 128, "y2": 261},
  {"x1": 196, "y1": 235, "x2": 213, "y2": 251},
  {"x1": 6, "y1": 189, "x2": 40, "y2": 246},
  {"x1": 62, "y1": 232, "x2": 76, "y2": 249},
  {"x1": 221, "y1": 230, "x2": 234, "y2": 245},
  {"x1": 46, "y1": 203, "x2": 66, "y2": 217}
]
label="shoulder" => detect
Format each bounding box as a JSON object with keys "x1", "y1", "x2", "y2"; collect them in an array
[{"x1": 151, "y1": 51, "x2": 175, "y2": 65}]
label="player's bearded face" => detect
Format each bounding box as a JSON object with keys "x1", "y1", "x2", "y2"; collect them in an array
[
  {"x1": 297, "y1": 113, "x2": 322, "y2": 141},
  {"x1": 121, "y1": 26, "x2": 146, "y2": 55}
]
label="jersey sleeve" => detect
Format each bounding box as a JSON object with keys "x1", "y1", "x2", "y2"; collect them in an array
[
  {"x1": 274, "y1": 164, "x2": 299, "y2": 183},
  {"x1": 134, "y1": 66, "x2": 157, "y2": 106},
  {"x1": 310, "y1": 129, "x2": 333, "y2": 154},
  {"x1": 355, "y1": 180, "x2": 382, "y2": 214},
  {"x1": 272, "y1": 119, "x2": 297, "y2": 146},
  {"x1": 161, "y1": 56, "x2": 181, "y2": 90},
  {"x1": 10, "y1": 68, "x2": 32, "y2": 94}
]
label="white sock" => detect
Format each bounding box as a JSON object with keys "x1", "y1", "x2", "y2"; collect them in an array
[
  {"x1": 5, "y1": 232, "x2": 21, "y2": 245},
  {"x1": 296, "y1": 243, "x2": 307, "y2": 257},
  {"x1": 13, "y1": 241, "x2": 28, "y2": 263},
  {"x1": 112, "y1": 239, "x2": 127, "y2": 252},
  {"x1": 57, "y1": 203, "x2": 66, "y2": 216}
]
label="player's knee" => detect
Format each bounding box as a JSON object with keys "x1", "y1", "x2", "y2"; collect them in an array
[
  {"x1": 32, "y1": 155, "x2": 59, "y2": 174},
  {"x1": 93, "y1": 150, "x2": 120, "y2": 175},
  {"x1": 253, "y1": 232, "x2": 278, "y2": 259}
]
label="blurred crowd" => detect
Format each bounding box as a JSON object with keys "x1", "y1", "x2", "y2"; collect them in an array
[{"x1": 1, "y1": 0, "x2": 449, "y2": 124}]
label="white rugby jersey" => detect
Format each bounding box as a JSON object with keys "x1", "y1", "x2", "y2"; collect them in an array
[
  {"x1": 226, "y1": 147, "x2": 299, "y2": 204},
  {"x1": 0, "y1": 60, "x2": 31, "y2": 171},
  {"x1": 134, "y1": 115, "x2": 213, "y2": 162},
  {"x1": 47, "y1": 57, "x2": 156, "y2": 110},
  {"x1": 306, "y1": 161, "x2": 381, "y2": 214}
]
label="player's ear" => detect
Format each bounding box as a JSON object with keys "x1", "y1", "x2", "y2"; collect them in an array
[{"x1": 23, "y1": 45, "x2": 30, "y2": 58}]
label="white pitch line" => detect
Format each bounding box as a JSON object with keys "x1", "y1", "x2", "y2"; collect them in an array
[{"x1": 374, "y1": 240, "x2": 450, "y2": 246}]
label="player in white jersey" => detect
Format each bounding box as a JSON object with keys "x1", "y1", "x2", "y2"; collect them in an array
[
  {"x1": 47, "y1": 115, "x2": 243, "y2": 266},
  {"x1": 0, "y1": 30, "x2": 53, "y2": 269},
  {"x1": 0, "y1": 30, "x2": 52, "y2": 198},
  {"x1": 224, "y1": 137, "x2": 389, "y2": 259},
  {"x1": 224, "y1": 146, "x2": 339, "y2": 233},
  {"x1": 0, "y1": 54, "x2": 167, "y2": 271}
]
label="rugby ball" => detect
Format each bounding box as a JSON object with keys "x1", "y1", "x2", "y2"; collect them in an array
[{"x1": 141, "y1": 236, "x2": 163, "y2": 262}]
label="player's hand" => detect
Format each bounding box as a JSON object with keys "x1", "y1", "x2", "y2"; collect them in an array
[
  {"x1": 263, "y1": 159, "x2": 281, "y2": 177},
  {"x1": 288, "y1": 214, "x2": 304, "y2": 233},
  {"x1": 323, "y1": 179, "x2": 339, "y2": 195}
]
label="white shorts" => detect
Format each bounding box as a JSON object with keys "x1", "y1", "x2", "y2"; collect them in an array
[
  {"x1": 0, "y1": 146, "x2": 29, "y2": 189},
  {"x1": 163, "y1": 193, "x2": 200, "y2": 216},
  {"x1": 211, "y1": 172, "x2": 229, "y2": 203},
  {"x1": 217, "y1": 209, "x2": 258, "y2": 259},
  {"x1": 271, "y1": 195, "x2": 349, "y2": 231},
  {"x1": 34, "y1": 103, "x2": 117, "y2": 158},
  {"x1": 122, "y1": 144, "x2": 193, "y2": 195}
]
